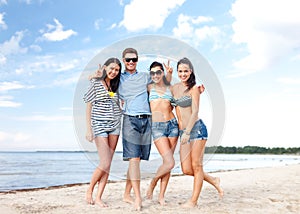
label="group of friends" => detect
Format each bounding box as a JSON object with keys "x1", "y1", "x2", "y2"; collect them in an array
[{"x1": 83, "y1": 47, "x2": 224, "y2": 211}]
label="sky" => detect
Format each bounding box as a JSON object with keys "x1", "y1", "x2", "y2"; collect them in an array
[{"x1": 0, "y1": 0, "x2": 300, "y2": 151}]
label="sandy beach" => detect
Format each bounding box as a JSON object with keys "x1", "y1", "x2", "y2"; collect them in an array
[{"x1": 1, "y1": 164, "x2": 299, "y2": 214}]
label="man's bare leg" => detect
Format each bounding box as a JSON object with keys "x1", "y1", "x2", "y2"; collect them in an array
[{"x1": 128, "y1": 158, "x2": 142, "y2": 211}]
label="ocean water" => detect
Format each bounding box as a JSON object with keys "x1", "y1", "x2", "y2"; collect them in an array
[{"x1": 0, "y1": 151, "x2": 299, "y2": 192}]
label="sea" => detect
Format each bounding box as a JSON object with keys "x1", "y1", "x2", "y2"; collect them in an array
[{"x1": 0, "y1": 151, "x2": 300, "y2": 192}]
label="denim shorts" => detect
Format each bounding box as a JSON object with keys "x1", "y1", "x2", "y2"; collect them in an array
[
  {"x1": 94, "y1": 125, "x2": 121, "y2": 138},
  {"x1": 122, "y1": 115, "x2": 152, "y2": 161},
  {"x1": 151, "y1": 118, "x2": 179, "y2": 141},
  {"x1": 179, "y1": 119, "x2": 208, "y2": 143}
]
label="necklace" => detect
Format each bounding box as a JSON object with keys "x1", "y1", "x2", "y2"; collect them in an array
[{"x1": 104, "y1": 79, "x2": 112, "y2": 92}]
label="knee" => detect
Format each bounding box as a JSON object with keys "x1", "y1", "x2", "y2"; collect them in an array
[
  {"x1": 98, "y1": 162, "x2": 111, "y2": 172},
  {"x1": 181, "y1": 166, "x2": 193, "y2": 175},
  {"x1": 164, "y1": 157, "x2": 175, "y2": 171},
  {"x1": 191, "y1": 162, "x2": 202, "y2": 172}
]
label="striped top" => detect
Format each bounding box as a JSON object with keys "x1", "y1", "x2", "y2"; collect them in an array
[{"x1": 83, "y1": 79, "x2": 122, "y2": 134}]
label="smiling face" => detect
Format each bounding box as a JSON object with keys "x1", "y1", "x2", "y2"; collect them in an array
[
  {"x1": 177, "y1": 63, "x2": 192, "y2": 83},
  {"x1": 123, "y1": 53, "x2": 138, "y2": 73},
  {"x1": 106, "y1": 62, "x2": 120, "y2": 80},
  {"x1": 150, "y1": 65, "x2": 164, "y2": 84}
]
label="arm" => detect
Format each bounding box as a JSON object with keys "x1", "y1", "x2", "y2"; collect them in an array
[
  {"x1": 163, "y1": 60, "x2": 173, "y2": 83},
  {"x1": 180, "y1": 86, "x2": 200, "y2": 144},
  {"x1": 85, "y1": 102, "x2": 94, "y2": 142},
  {"x1": 88, "y1": 64, "x2": 106, "y2": 81}
]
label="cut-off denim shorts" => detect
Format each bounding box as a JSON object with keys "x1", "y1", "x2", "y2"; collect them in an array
[
  {"x1": 179, "y1": 119, "x2": 208, "y2": 143},
  {"x1": 122, "y1": 114, "x2": 152, "y2": 161},
  {"x1": 151, "y1": 118, "x2": 179, "y2": 141}
]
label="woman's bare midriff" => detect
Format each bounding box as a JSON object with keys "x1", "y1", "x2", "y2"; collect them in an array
[{"x1": 150, "y1": 99, "x2": 175, "y2": 122}]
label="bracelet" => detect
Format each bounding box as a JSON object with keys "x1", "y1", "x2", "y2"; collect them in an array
[{"x1": 184, "y1": 130, "x2": 190, "y2": 135}]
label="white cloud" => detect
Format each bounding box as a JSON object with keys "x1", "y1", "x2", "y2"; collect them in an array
[
  {"x1": 0, "y1": 0, "x2": 7, "y2": 6},
  {"x1": 40, "y1": 18, "x2": 77, "y2": 41},
  {"x1": 94, "y1": 19, "x2": 102, "y2": 30},
  {"x1": 0, "y1": 81, "x2": 34, "y2": 92},
  {"x1": 0, "y1": 95, "x2": 22, "y2": 107},
  {"x1": 0, "y1": 31, "x2": 27, "y2": 56},
  {"x1": 277, "y1": 77, "x2": 300, "y2": 85},
  {"x1": 53, "y1": 72, "x2": 80, "y2": 86},
  {"x1": 0, "y1": 12, "x2": 7, "y2": 30},
  {"x1": 0, "y1": 131, "x2": 31, "y2": 143},
  {"x1": 18, "y1": 115, "x2": 72, "y2": 122},
  {"x1": 172, "y1": 14, "x2": 222, "y2": 49},
  {"x1": 120, "y1": 0, "x2": 185, "y2": 32},
  {"x1": 0, "y1": 53, "x2": 6, "y2": 65},
  {"x1": 14, "y1": 54, "x2": 82, "y2": 76},
  {"x1": 230, "y1": 0, "x2": 300, "y2": 75}
]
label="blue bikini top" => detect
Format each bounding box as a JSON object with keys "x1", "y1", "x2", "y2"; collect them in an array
[{"x1": 149, "y1": 86, "x2": 174, "y2": 102}]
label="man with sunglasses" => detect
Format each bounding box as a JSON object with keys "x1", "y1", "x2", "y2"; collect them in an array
[
  {"x1": 118, "y1": 48, "x2": 172, "y2": 210},
  {"x1": 89, "y1": 48, "x2": 172, "y2": 210}
]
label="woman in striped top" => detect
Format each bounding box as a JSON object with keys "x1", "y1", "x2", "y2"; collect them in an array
[{"x1": 84, "y1": 57, "x2": 122, "y2": 207}]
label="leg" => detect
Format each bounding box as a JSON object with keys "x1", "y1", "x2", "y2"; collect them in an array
[
  {"x1": 123, "y1": 171, "x2": 134, "y2": 204},
  {"x1": 182, "y1": 139, "x2": 206, "y2": 208},
  {"x1": 93, "y1": 135, "x2": 118, "y2": 207},
  {"x1": 157, "y1": 137, "x2": 178, "y2": 205},
  {"x1": 127, "y1": 157, "x2": 142, "y2": 211},
  {"x1": 204, "y1": 173, "x2": 224, "y2": 198},
  {"x1": 180, "y1": 141, "x2": 223, "y2": 197},
  {"x1": 86, "y1": 136, "x2": 108, "y2": 204},
  {"x1": 146, "y1": 137, "x2": 176, "y2": 201}
]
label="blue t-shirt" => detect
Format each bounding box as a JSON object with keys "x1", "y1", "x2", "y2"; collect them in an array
[{"x1": 118, "y1": 70, "x2": 151, "y2": 116}]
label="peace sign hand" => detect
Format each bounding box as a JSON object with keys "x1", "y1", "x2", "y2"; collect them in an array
[
  {"x1": 163, "y1": 60, "x2": 173, "y2": 74},
  {"x1": 88, "y1": 64, "x2": 106, "y2": 81}
]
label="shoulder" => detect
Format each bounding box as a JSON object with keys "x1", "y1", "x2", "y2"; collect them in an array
[
  {"x1": 147, "y1": 83, "x2": 154, "y2": 91},
  {"x1": 190, "y1": 85, "x2": 200, "y2": 96},
  {"x1": 172, "y1": 83, "x2": 180, "y2": 89}
]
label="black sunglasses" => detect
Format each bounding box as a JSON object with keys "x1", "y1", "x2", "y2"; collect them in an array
[
  {"x1": 125, "y1": 57, "x2": 138, "y2": 63},
  {"x1": 150, "y1": 70, "x2": 163, "y2": 76}
]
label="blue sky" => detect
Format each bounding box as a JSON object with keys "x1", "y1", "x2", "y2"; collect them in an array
[{"x1": 0, "y1": 0, "x2": 299, "y2": 151}]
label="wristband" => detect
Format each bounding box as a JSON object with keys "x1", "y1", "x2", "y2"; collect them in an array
[{"x1": 184, "y1": 130, "x2": 190, "y2": 135}]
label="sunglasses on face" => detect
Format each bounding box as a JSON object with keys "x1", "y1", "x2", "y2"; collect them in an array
[
  {"x1": 124, "y1": 57, "x2": 138, "y2": 63},
  {"x1": 150, "y1": 70, "x2": 163, "y2": 76}
]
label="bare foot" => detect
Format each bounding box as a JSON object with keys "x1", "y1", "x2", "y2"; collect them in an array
[
  {"x1": 214, "y1": 177, "x2": 224, "y2": 198},
  {"x1": 123, "y1": 195, "x2": 134, "y2": 204},
  {"x1": 158, "y1": 197, "x2": 166, "y2": 206},
  {"x1": 181, "y1": 200, "x2": 197, "y2": 208},
  {"x1": 134, "y1": 197, "x2": 142, "y2": 211},
  {"x1": 146, "y1": 179, "x2": 156, "y2": 199},
  {"x1": 95, "y1": 199, "x2": 108, "y2": 208},
  {"x1": 86, "y1": 190, "x2": 94, "y2": 205}
]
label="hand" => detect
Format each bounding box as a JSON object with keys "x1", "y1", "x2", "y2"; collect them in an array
[
  {"x1": 163, "y1": 60, "x2": 173, "y2": 74},
  {"x1": 180, "y1": 132, "x2": 190, "y2": 145},
  {"x1": 88, "y1": 64, "x2": 106, "y2": 80},
  {"x1": 85, "y1": 129, "x2": 94, "y2": 142},
  {"x1": 198, "y1": 84, "x2": 205, "y2": 94}
]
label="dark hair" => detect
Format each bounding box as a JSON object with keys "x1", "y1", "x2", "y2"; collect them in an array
[
  {"x1": 99, "y1": 57, "x2": 122, "y2": 92},
  {"x1": 149, "y1": 61, "x2": 170, "y2": 86},
  {"x1": 177, "y1": 57, "x2": 196, "y2": 91},
  {"x1": 122, "y1": 48, "x2": 138, "y2": 58}
]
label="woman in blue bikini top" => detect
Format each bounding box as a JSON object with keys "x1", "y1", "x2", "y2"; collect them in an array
[{"x1": 146, "y1": 61, "x2": 179, "y2": 205}]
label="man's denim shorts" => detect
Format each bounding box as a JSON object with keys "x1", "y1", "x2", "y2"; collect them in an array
[
  {"x1": 122, "y1": 115, "x2": 152, "y2": 161},
  {"x1": 179, "y1": 119, "x2": 208, "y2": 143},
  {"x1": 151, "y1": 118, "x2": 179, "y2": 141}
]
